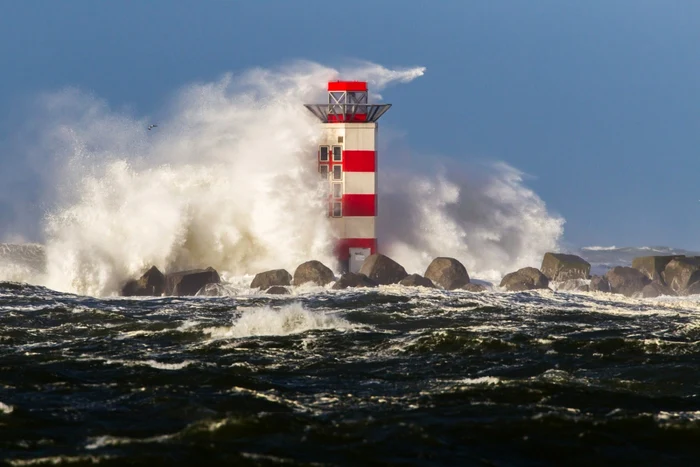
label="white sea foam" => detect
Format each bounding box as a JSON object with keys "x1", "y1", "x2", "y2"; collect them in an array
[
  {"x1": 0, "y1": 401, "x2": 13, "y2": 414},
  {"x1": 459, "y1": 376, "x2": 501, "y2": 385},
  {"x1": 205, "y1": 302, "x2": 353, "y2": 339},
  {"x1": 2, "y1": 60, "x2": 563, "y2": 295}
]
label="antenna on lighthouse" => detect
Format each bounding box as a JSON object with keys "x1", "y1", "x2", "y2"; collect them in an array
[{"x1": 305, "y1": 81, "x2": 391, "y2": 273}]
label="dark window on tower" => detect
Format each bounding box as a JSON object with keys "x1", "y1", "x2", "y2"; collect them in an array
[
  {"x1": 333, "y1": 165, "x2": 342, "y2": 181},
  {"x1": 332, "y1": 146, "x2": 342, "y2": 162},
  {"x1": 319, "y1": 164, "x2": 329, "y2": 178},
  {"x1": 332, "y1": 202, "x2": 342, "y2": 217},
  {"x1": 332, "y1": 182, "x2": 342, "y2": 199},
  {"x1": 319, "y1": 146, "x2": 329, "y2": 162}
]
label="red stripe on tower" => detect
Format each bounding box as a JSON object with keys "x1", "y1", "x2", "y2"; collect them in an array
[
  {"x1": 343, "y1": 195, "x2": 376, "y2": 217},
  {"x1": 342, "y1": 150, "x2": 375, "y2": 172},
  {"x1": 334, "y1": 238, "x2": 377, "y2": 261}
]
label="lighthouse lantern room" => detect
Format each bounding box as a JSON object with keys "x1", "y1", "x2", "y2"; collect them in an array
[{"x1": 305, "y1": 81, "x2": 391, "y2": 273}]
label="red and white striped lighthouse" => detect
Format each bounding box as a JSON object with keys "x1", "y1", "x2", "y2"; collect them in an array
[{"x1": 305, "y1": 81, "x2": 391, "y2": 272}]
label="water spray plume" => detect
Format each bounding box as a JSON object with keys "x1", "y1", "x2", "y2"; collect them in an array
[{"x1": 1, "y1": 61, "x2": 562, "y2": 295}]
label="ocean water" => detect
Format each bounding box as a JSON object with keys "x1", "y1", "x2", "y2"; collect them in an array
[{"x1": 2, "y1": 281, "x2": 700, "y2": 466}]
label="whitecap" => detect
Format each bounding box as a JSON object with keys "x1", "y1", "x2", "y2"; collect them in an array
[{"x1": 204, "y1": 302, "x2": 353, "y2": 339}]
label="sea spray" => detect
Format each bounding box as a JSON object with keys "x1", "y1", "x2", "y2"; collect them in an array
[
  {"x1": 32, "y1": 62, "x2": 425, "y2": 296},
  {"x1": 1, "y1": 60, "x2": 563, "y2": 295},
  {"x1": 378, "y1": 162, "x2": 564, "y2": 282}
]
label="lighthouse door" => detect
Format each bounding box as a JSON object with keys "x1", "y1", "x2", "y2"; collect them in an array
[{"x1": 349, "y1": 247, "x2": 371, "y2": 273}]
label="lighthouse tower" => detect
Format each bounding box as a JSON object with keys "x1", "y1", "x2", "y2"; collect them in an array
[{"x1": 305, "y1": 81, "x2": 391, "y2": 273}]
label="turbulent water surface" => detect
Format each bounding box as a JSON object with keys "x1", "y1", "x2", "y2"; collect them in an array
[{"x1": 2, "y1": 281, "x2": 700, "y2": 466}]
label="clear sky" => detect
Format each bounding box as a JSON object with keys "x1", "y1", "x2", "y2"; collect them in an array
[{"x1": 1, "y1": 1, "x2": 699, "y2": 249}]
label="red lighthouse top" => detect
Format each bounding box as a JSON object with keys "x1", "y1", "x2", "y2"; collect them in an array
[
  {"x1": 305, "y1": 81, "x2": 391, "y2": 123},
  {"x1": 327, "y1": 81, "x2": 368, "y2": 92}
]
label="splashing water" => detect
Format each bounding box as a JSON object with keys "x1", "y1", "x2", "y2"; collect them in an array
[
  {"x1": 204, "y1": 302, "x2": 354, "y2": 339},
  {"x1": 379, "y1": 162, "x2": 564, "y2": 282},
  {"x1": 1, "y1": 60, "x2": 563, "y2": 295}
]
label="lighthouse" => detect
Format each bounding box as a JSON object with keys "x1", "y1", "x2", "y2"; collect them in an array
[{"x1": 305, "y1": 81, "x2": 391, "y2": 273}]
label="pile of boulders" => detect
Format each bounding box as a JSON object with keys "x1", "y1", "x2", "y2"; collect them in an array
[
  {"x1": 119, "y1": 254, "x2": 488, "y2": 297},
  {"x1": 119, "y1": 249, "x2": 698, "y2": 299},
  {"x1": 121, "y1": 266, "x2": 221, "y2": 297},
  {"x1": 246, "y1": 254, "x2": 486, "y2": 294},
  {"x1": 496, "y1": 251, "x2": 700, "y2": 298}
]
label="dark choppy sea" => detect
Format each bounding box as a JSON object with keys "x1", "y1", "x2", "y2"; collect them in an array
[{"x1": 1, "y1": 281, "x2": 700, "y2": 466}]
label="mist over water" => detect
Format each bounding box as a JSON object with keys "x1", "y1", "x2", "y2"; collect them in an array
[{"x1": 1, "y1": 61, "x2": 563, "y2": 295}]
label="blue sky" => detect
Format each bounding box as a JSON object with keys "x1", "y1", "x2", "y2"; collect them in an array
[{"x1": 1, "y1": 1, "x2": 699, "y2": 249}]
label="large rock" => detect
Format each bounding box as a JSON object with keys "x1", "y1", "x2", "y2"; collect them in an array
[
  {"x1": 662, "y1": 258, "x2": 700, "y2": 294},
  {"x1": 122, "y1": 266, "x2": 166, "y2": 296},
  {"x1": 359, "y1": 254, "x2": 408, "y2": 285},
  {"x1": 266, "y1": 286, "x2": 290, "y2": 295},
  {"x1": 499, "y1": 267, "x2": 549, "y2": 291},
  {"x1": 604, "y1": 267, "x2": 650, "y2": 297},
  {"x1": 424, "y1": 257, "x2": 470, "y2": 290},
  {"x1": 461, "y1": 283, "x2": 487, "y2": 292},
  {"x1": 331, "y1": 273, "x2": 377, "y2": 290},
  {"x1": 632, "y1": 255, "x2": 683, "y2": 282},
  {"x1": 250, "y1": 269, "x2": 292, "y2": 289},
  {"x1": 641, "y1": 280, "x2": 675, "y2": 298},
  {"x1": 540, "y1": 253, "x2": 591, "y2": 281},
  {"x1": 399, "y1": 274, "x2": 435, "y2": 288},
  {"x1": 293, "y1": 260, "x2": 335, "y2": 286},
  {"x1": 589, "y1": 275, "x2": 611, "y2": 293},
  {"x1": 166, "y1": 267, "x2": 220, "y2": 296}
]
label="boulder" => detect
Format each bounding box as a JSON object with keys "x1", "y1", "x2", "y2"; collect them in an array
[
  {"x1": 632, "y1": 255, "x2": 683, "y2": 282},
  {"x1": 358, "y1": 254, "x2": 408, "y2": 285},
  {"x1": 195, "y1": 283, "x2": 230, "y2": 297},
  {"x1": 540, "y1": 253, "x2": 591, "y2": 281},
  {"x1": 250, "y1": 269, "x2": 292, "y2": 289},
  {"x1": 461, "y1": 283, "x2": 487, "y2": 292},
  {"x1": 424, "y1": 257, "x2": 470, "y2": 290},
  {"x1": 166, "y1": 267, "x2": 220, "y2": 296},
  {"x1": 604, "y1": 267, "x2": 650, "y2": 297},
  {"x1": 499, "y1": 267, "x2": 549, "y2": 291},
  {"x1": 662, "y1": 258, "x2": 700, "y2": 294},
  {"x1": 331, "y1": 273, "x2": 378, "y2": 290},
  {"x1": 293, "y1": 260, "x2": 335, "y2": 286},
  {"x1": 589, "y1": 275, "x2": 611, "y2": 293},
  {"x1": 122, "y1": 266, "x2": 166, "y2": 296},
  {"x1": 641, "y1": 280, "x2": 675, "y2": 298},
  {"x1": 266, "y1": 286, "x2": 290, "y2": 295},
  {"x1": 399, "y1": 274, "x2": 435, "y2": 288}
]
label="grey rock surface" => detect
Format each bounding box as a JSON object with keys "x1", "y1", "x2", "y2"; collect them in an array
[
  {"x1": 293, "y1": 260, "x2": 335, "y2": 286},
  {"x1": 250, "y1": 269, "x2": 292, "y2": 289},
  {"x1": 424, "y1": 257, "x2": 470, "y2": 290},
  {"x1": 500, "y1": 267, "x2": 549, "y2": 291},
  {"x1": 541, "y1": 253, "x2": 591, "y2": 281}
]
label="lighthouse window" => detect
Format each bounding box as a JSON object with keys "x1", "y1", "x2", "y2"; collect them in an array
[
  {"x1": 319, "y1": 164, "x2": 329, "y2": 178},
  {"x1": 332, "y1": 202, "x2": 342, "y2": 217},
  {"x1": 332, "y1": 146, "x2": 342, "y2": 162},
  {"x1": 319, "y1": 146, "x2": 329, "y2": 162},
  {"x1": 332, "y1": 165, "x2": 342, "y2": 181},
  {"x1": 332, "y1": 182, "x2": 342, "y2": 199}
]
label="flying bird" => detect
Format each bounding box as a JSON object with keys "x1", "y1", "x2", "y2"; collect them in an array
[{"x1": 147, "y1": 124, "x2": 158, "y2": 130}]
